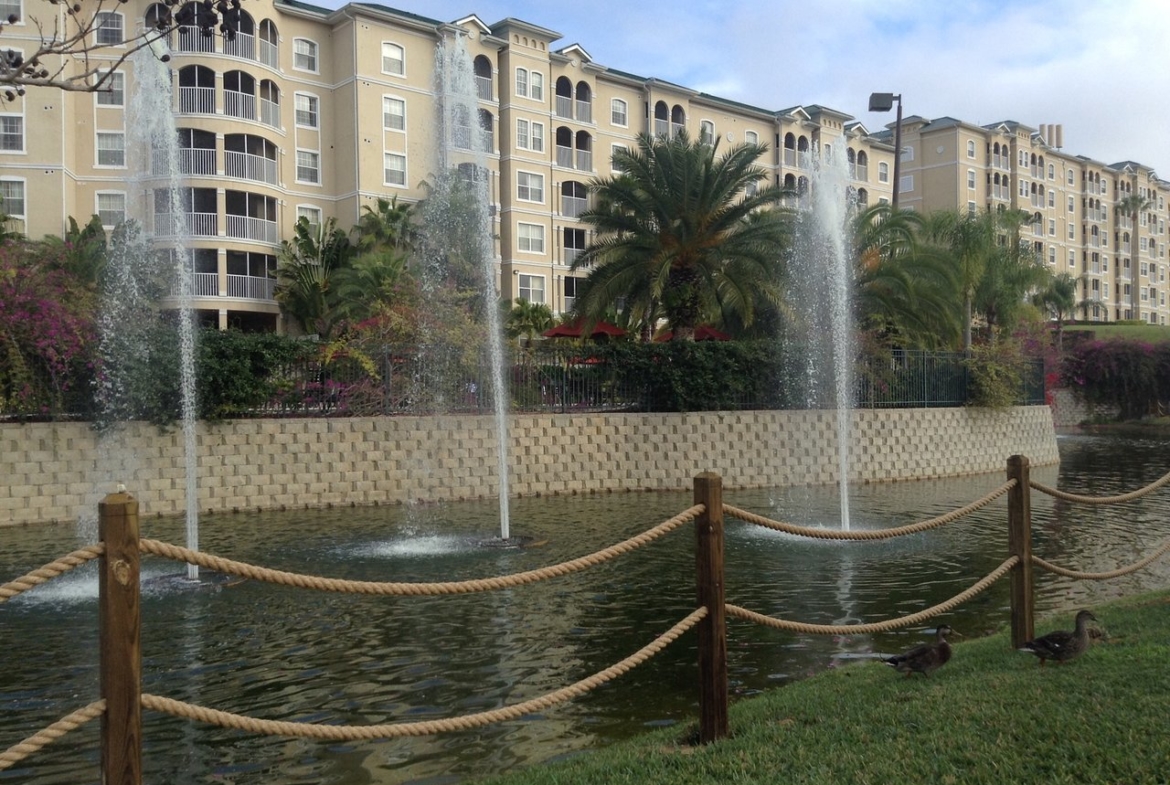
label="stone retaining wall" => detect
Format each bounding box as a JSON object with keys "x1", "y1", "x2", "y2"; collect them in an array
[{"x1": 0, "y1": 406, "x2": 1058, "y2": 526}]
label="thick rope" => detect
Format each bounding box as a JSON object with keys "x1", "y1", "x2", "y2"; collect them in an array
[
  {"x1": 1032, "y1": 540, "x2": 1170, "y2": 580},
  {"x1": 140, "y1": 505, "x2": 703, "y2": 596},
  {"x1": 0, "y1": 700, "x2": 106, "y2": 771},
  {"x1": 723, "y1": 481, "x2": 1015, "y2": 542},
  {"x1": 1030, "y1": 467, "x2": 1170, "y2": 504},
  {"x1": 0, "y1": 545, "x2": 106, "y2": 604},
  {"x1": 141, "y1": 607, "x2": 706, "y2": 739},
  {"x1": 725, "y1": 556, "x2": 1018, "y2": 635}
]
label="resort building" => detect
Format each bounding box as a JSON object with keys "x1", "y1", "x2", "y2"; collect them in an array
[{"x1": 0, "y1": 0, "x2": 1164, "y2": 328}]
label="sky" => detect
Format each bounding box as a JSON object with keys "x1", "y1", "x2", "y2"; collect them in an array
[{"x1": 315, "y1": 0, "x2": 1170, "y2": 173}]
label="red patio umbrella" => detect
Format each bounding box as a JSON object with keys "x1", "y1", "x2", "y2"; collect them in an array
[{"x1": 541, "y1": 320, "x2": 626, "y2": 339}]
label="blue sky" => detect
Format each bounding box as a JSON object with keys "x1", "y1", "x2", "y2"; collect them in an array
[{"x1": 320, "y1": 0, "x2": 1170, "y2": 173}]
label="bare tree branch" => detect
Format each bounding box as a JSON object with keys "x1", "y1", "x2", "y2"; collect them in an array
[{"x1": 0, "y1": 0, "x2": 242, "y2": 100}]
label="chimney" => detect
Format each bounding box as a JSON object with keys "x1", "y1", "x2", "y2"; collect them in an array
[{"x1": 1055, "y1": 124, "x2": 1063, "y2": 149}]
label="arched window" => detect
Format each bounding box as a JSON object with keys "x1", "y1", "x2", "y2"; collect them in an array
[
  {"x1": 574, "y1": 81, "x2": 592, "y2": 122},
  {"x1": 670, "y1": 104, "x2": 685, "y2": 137},
  {"x1": 575, "y1": 130, "x2": 593, "y2": 171},
  {"x1": 473, "y1": 55, "x2": 492, "y2": 100},
  {"x1": 654, "y1": 101, "x2": 669, "y2": 138},
  {"x1": 258, "y1": 19, "x2": 279, "y2": 67},
  {"x1": 178, "y1": 65, "x2": 215, "y2": 114},
  {"x1": 478, "y1": 109, "x2": 494, "y2": 152},
  {"x1": 555, "y1": 77, "x2": 573, "y2": 119}
]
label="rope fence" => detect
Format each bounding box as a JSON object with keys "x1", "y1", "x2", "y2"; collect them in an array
[
  {"x1": 3, "y1": 455, "x2": 1170, "y2": 784},
  {"x1": 141, "y1": 607, "x2": 706, "y2": 740},
  {"x1": 139, "y1": 504, "x2": 703, "y2": 596}
]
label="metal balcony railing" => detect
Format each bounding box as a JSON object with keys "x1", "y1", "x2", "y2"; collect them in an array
[
  {"x1": 225, "y1": 215, "x2": 278, "y2": 244},
  {"x1": 178, "y1": 86, "x2": 215, "y2": 114},
  {"x1": 227, "y1": 274, "x2": 275, "y2": 300},
  {"x1": 154, "y1": 211, "x2": 217, "y2": 237},
  {"x1": 223, "y1": 91, "x2": 255, "y2": 121},
  {"x1": 224, "y1": 151, "x2": 278, "y2": 185},
  {"x1": 223, "y1": 31, "x2": 255, "y2": 60}
]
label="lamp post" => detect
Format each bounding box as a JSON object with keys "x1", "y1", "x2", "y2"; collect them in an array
[{"x1": 868, "y1": 92, "x2": 903, "y2": 209}]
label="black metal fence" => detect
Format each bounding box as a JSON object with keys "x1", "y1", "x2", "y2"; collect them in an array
[{"x1": 251, "y1": 345, "x2": 1045, "y2": 418}]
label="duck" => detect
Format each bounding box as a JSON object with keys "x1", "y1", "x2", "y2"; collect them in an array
[
  {"x1": 883, "y1": 624, "x2": 958, "y2": 678},
  {"x1": 1019, "y1": 609, "x2": 1098, "y2": 667}
]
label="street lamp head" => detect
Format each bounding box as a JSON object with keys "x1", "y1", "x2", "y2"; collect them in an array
[{"x1": 868, "y1": 92, "x2": 896, "y2": 112}]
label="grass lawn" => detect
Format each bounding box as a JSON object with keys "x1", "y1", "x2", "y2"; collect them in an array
[
  {"x1": 472, "y1": 590, "x2": 1170, "y2": 785},
  {"x1": 1065, "y1": 322, "x2": 1170, "y2": 343}
]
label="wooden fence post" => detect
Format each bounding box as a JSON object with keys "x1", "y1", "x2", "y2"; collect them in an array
[
  {"x1": 1006, "y1": 455, "x2": 1034, "y2": 649},
  {"x1": 693, "y1": 472, "x2": 728, "y2": 744},
  {"x1": 99, "y1": 490, "x2": 142, "y2": 785}
]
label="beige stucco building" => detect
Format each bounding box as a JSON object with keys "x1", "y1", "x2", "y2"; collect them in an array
[{"x1": 0, "y1": 0, "x2": 1162, "y2": 328}]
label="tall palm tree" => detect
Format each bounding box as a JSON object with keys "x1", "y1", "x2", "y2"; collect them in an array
[
  {"x1": 1032, "y1": 272, "x2": 1080, "y2": 351},
  {"x1": 919, "y1": 208, "x2": 999, "y2": 352},
  {"x1": 1114, "y1": 193, "x2": 1154, "y2": 320},
  {"x1": 973, "y1": 208, "x2": 1052, "y2": 342},
  {"x1": 851, "y1": 204, "x2": 959, "y2": 348},
  {"x1": 572, "y1": 131, "x2": 793, "y2": 341},
  {"x1": 274, "y1": 216, "x2": 353, "y2": 338}
]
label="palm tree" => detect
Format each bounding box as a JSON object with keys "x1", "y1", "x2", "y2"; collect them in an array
[
  {"x1": 274, "y1": 216, "x2": 353, "y2": 337},
  {"x1": 973, "y1": 208, "x2": 1052, "y2": 342},
  {"x1": 572, "y1": 131, "x2": 793, "y2": 341},
  {"x1": 354, "y1": 196, "x2": 417, "y2": 254},
  {"x1": 851, "y1": 204, "x2": 959, "y2": 348},
  {"x1": 1032, "y1": 272, "x2": 1080, "y2": 352},
  {"x1": 919, "y1": 209, "x2": 999, "y2": 352},
  {"x1": 1114, "y1": 193, "x2": 1154, "y2": 320},
  {"x1": 504, "y1": 298, "x2": 554, "y2": 347}
]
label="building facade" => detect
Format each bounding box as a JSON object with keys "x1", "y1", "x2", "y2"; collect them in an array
[{"x1": 0, "y1": 0, "x2": 1162, "y2": 328}]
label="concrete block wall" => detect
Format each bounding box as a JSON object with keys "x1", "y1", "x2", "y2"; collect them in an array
[{"x1": 0, "y1": 406, "x2": 1058, "y2": 526}]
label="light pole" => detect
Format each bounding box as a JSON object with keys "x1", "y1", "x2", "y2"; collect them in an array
[{"x1": 868, "y1": 92, "x2": 903, "y2": 209}]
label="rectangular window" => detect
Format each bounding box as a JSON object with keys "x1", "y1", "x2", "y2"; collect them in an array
[
  {"x1": 97, "y1": 72, "x2": 124, "y2": 106},
  {"x1": 966, "y1": 170, "x2": 976, "y2": 189},
  {"x1": 1068, "y1": 250, "x2": 1075, "y2": 268},
  {"x1": 0, "y1": 179, "x2": 24, "y2": 217},
  {"x1": 530, "y1": 72, "x2": 543, "y2": 101},
  {"x1": 517, "y1": 222, "x2": 544, "y2": 253},
  {"x1": 967, "y1": 140, "x2": 976, "y2": 158},
  {"x1": 96, "y1": 132, "x2": 125, "y2": 166},
  {"x1": 517, "y1": 171, "x2": 544, "y2": 202},
  {"x1": 878, "y1": 162, "x2": 889, "y2": 183},
  {"x1": 382, "y1": 43, "x2": 404, "y2": 76},
  {"x1": 898, "y1": 174, "x2": 913, "y2": 194},
  {"x1": 95, "y1": 12, "x2": 123, "y2": 46},
  {"x1": 745, "y1": 130, "x2": 759, "y2": 145},
  {"x1": 516, "y1": 118, "x2": 529, "y2": 150},
  {"x1": 612, "y1": 144, "x2": 629, "y2": 173},
  {"x1": 518, "y1": 273, "x2": 545, "y2": 304},
  {"x1": 967, "y1": 200, "x2": 976, "y2": 216},
  {"x1": 296, "y1": 205, "x2": 321, "y2": 233},
  {"x1": 529, "y1": 122, "x2": 543, "y2": 152},
  {"x1": 1048, "y1": 219, "x2": 1055, "y2": 236},
  {"x1": 383, "y1": 152, "x2": 405, "y2": 186},
  {"x1": 0, "y1": 115, "x2": 22, "y2": 151},
  {"x1": 295, "y1": 94, "x2": 318, "y2": 128},
  {"x1": 296, "y1": 150, "x2": 319, "y2": 184},
  {"x1": 293, "y1": 39, "x2": 318, "y2": 72},
  {"x1": 900, "y1": 145, "x2": 914, "y2": 162},
  {"x1": 515, "y1": 68, "x2": 528, "y2": 97},
  {"x1": 1067, "y1": 195, "x2": 1074, "y2": 212},
  {"x1": 700, "y1": 120, "x2": 715, "y2": 146},
  {"x1": 383, "y1": 96, "x2": 405, "y2": 131},
  {"x1": 1068, "y1": 223, "x2": 1075, "y2": 240},
  {"x1": 97, "y1": 192, "x2": 126, "y2": 227},
  {"x1": 611, "y1": 98, "x2": 627, "y2": 127}
]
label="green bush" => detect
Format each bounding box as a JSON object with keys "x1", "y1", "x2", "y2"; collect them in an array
[{"x1": 964, "y1": 342, "x2": 1026, "y2": 409}]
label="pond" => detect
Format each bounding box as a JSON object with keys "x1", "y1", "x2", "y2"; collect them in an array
[{"x1": 2, "y1": 432, "x2": 1169, "y2": 784}]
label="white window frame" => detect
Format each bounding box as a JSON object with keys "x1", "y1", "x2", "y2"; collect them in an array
[
  {"x1": 381, "y1": 42, "x2": 405, "y2": 76},
  {"x1": 1048, "y1": 218, "x2": 1055, "y2": 236},
  {"x1": 95, "y1": 190, "x2": 126, "y2": 228},
  {"x1": 296, "y1": 204, "x2": 322, "y2": 233},
  {"x1": 94, "y1": 11, "x2": 123, "y2": 46},
  {"x1": 294, "y1": 92, "x2": 318, "y2": 128},
  {"x1": 898, "y1": 174, "x2": 913, "y2": 194},
  {"x1": 0, "y1": 177, "x2": 25, "y2": 220},
  {"x1": 1068, "y1": 250, "x2": 1076, "y2": 268},
  {"x1": 900, "y1": 145, "x2": 914, "y2": 162},
  {"x1": 611, "y1": 98, "x2": 627, "y2": 127},
  {"x1": 878, "y1": 162, "x2": 889, "y2": 183},
  {"x1": 516, "y1": 118, "x2": 530, "y2": 150},
  {"x1": 1048, "y1": 163, "x2": 1055, "y2": 180},
  {"x1": 530, "y1": 71, "x2": 543, "y2": 101},
  {"x1": 383, "y1": 152, "x2": 406, "y2": 186},
  {"x1": 699, "y1": 120, "x2": 715, "y2": 145},
  {"x1": 0, "y1": 113, "x2": 23, "y2": 153},
  {"x1": 515, "y1": 67, "x2": 528, "y2": 98},
  {"x1": 295, "y1": 149, "x2": 320, "y2": 184},
  {"x1": 382, "y1": 95, "x2": 405, "y2": 132},
  {"x1": 517, "y1": 273, "x2": 545, "y2": 304},
  {"x1": 611, "y1": 144, "x2": 629, "y2": 173},
  {"x1": 96, "y1": 70, "x2": 124, "y2": 107},
  {"x1": 516, "y1": 170, "x2": 544, "y2": 203},
  {"x1": 745, "y1": 130, "x2": 759, "y2": 146},
  {"x1": 95, "y1": 131, "x2": 125, "y2": 167},
  {"x1": 966, "y1": 140, "x2": 976, "y2": 159},
  {"x1": 0, "y1": 2, "x2": 22, "y2": 26},
  {"x1": 292, "y1": 38, "x2": 318, "y2": 73},
  {"x1": 966, "y1": 169, "x2": 976, "y2": 190},
  {"x1": 517, "y1": 222, "x2": 544, "y2": 254}
]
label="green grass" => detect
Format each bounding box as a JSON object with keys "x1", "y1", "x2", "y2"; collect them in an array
[
  {"x1": 473, "y1": 591, "x2": 1170, "y2": 785},
  {"x1": 1065, "y1": 322, "x2": 1170, "y2": 343}
]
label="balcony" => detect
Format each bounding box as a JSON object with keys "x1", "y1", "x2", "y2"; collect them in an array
[
  {"x1": 223, "y1": 31, "x2": 255, "y2": 61},
  {"x1": 783, "y1": 149, "x2": 796, "y2": 167},
  {"x1": 854, "y1": 164, "x2": 868, "y2": 182},
  {"x1": 556, "y1": 145, "x2": 572, "y2": 168},
  {"x1": 224, "y1": 90, "x2": 255, "y2": 121},
  {"x1": 177, "y1": 27, "x2": 216, "y2": 54},
  {"x1": 259, "y1": 39, "x2": 278, "y2": 69},
  {"x1": 154, "y1": 211, "x2": 217, "y2": 238},
  {"x1": 227, "y1": 274, "x2": 275, "y2": 300},
  {"x1": 226, "y1": 214, "x2": 278, "y2": 244},
  {"x1": 259, "y1": 98, "x2": 281, "y2": 130},
  {"x1": 475, "y1": 75, "x2": 492, "y2": 101},
  {"x1": 575, "y1": 149, "x2": 592, "y2": 172},
  {"x1": 192, "y1": 272, "x2": 218, "y2": 296},
  {"x1": 562, "y1": 194, "x2": 587, "y2": 218},
  {"x1": 575, "y1": 100, "x2": 592, "y2": 123},
  {"x1": 563, "y1": 248, "x2": 581, "y2": 266},
  {"x1": 654, "y1": 118, "x2": 669, "y2": 138},
  {"x1": 555, "y1": 95, "x2": 572, "y2": 119},
  {"x1": 152, "y1": 147, "x2": 216, "y2": 177},
  {"x1": 178, "y1": 86, "x2": 215, "y2": 115},
  {"x1": 224, "y1": 151, "x2": 278, "y2": 185}
]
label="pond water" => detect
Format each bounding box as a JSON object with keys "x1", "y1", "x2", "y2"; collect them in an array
[{"x1": 2, "y1": 432, "x2": 1169, "y2": 784}]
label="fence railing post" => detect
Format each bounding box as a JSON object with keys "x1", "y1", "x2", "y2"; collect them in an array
[
  {"x1": 99, "y1": 490, "x2": 143, "y2": 785},
  {"x1": 1006, "y1": 455, "x2": 1034, "y2": 649},
  {"x1": 693, "y1": 472, "x2": 728, "y2": 744}
]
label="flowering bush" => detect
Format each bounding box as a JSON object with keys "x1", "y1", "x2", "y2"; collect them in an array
[{"x1": 1062, "y1": 338, "x2": 1170, "y2": 420}]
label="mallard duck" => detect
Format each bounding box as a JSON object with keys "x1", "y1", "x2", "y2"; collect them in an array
[
  {"x1": 1019, "y1": 609, "x2": 1097, "y2": 667},
  {"x1": 883, "y1": 625, "x2": 958, "y2": 678}
]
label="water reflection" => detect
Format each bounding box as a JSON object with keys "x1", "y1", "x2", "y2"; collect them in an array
[{"x1": 2, "y1": 433, "x2": 1169, "y2": 784}]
